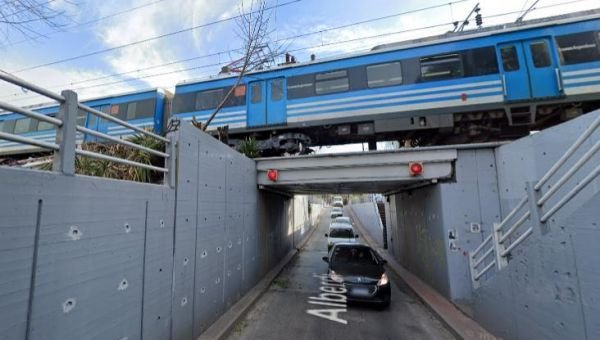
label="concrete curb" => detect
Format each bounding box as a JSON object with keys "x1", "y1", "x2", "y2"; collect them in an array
[
  {"x1": 347, "y1": 206, "x2": 497, "y2": 340},
  {"x1": 197, "y1": 212, "x2": 322, "y2": 340}
]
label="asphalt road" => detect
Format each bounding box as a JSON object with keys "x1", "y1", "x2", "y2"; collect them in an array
[{"x1": 226, "y1": 209, "x2": 456, "y2": 340}]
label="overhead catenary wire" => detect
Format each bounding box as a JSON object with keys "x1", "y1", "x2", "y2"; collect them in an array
[
  {"x1": 0, "y1": 0, "x2": 471, "y2": 99},
  {"x1": 10, "y1": 0, "x2": 303, "y2": 73},
  {"x1": 1, "y1": 0, "x2": 168, "y2": 48},
  {"x1": 2, "y1": 0, "x2": 591, "y2": 103}
]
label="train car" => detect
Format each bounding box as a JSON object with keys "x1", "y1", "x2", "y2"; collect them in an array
[
  {"x1": 172, "y1": 9, "x2": 600, "y2": 154},
  {"x1": 0, "y1": 89, "x2": 171, "y2": 157}
]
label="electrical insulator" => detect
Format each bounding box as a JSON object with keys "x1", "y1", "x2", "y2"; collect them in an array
[{"x1": 476, "y1": 13, "x2": 483, "y2": 27}]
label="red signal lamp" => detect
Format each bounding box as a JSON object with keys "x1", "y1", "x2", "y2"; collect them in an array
[
  {"x1": 267, "y1": 169, "x2": 279, "y2": 182},
  {"x1": 408, "y1": 162, "x2": 423, "y2": 176}
]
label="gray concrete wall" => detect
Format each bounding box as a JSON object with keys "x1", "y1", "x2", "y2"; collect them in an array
[
  {"x1": 0, "y1": 123, "x2": 315, "y2": 340},
  {"x1": 349, "y1": 202, "x2": 383, "y2": 247},
  {"x1": 385, "y1": 111, "x2": 599, "y2": 339},
  {"x1": 470, "y1": 111, "x2": 600, "y2": 340}
]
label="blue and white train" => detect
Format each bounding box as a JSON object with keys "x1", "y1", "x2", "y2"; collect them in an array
[
  {"x1": 1, "y1": 9, "x2": 600, "y2": 156},
  {"x1": 0, "y1": 89, "x2": 170, "y2": 156},
  {"x1": 172, "y1": 9, "x2": 600, "y2": 153}
]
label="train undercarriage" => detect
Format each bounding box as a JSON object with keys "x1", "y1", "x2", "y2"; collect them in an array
[{"x1": 227, "y1": 100, "x2": 600, "y2": 156}]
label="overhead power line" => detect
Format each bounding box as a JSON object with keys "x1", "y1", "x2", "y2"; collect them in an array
[
  {"x1": 11, "y1": 0, "x2": 302, "y2": 73},
  {"x1": 1, "y1": 0, "x2": 167, "y2": 48},
  {"x1": 3, "y1": 0, "x2": 590, "y2": 103},
  {"x1": 2, "y1": 0, "x2": 467, "y2": 98}
]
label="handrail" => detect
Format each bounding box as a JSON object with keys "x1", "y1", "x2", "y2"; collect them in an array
[
  {"x1": 495, "y1": 195, "x2": 528, "y2": 231},
  {"x1": 78, "y1": 103, "x2": 169, "y2": 143},
  {"x1": 0, "y1": 100, "x2": 63, "y2": 126},
  {"x1": 537, "y1": 140, "x2": 599, "y2": 206},
  {"x1": 534, "y1": 114, "x2": 600, "y2": 191},
  {"x1": 0, "y1": 72, "x2": 65, "y2": 102},
  {"x1": 0, "y1": 131, "x2": 59, "y2": 150},
  {"x1": 76, "y1": 126, "x2": 169, "y2": 158},
  {"x1": 473, "y1": 246, "x2": 494, "y2": 267},
  {"x1": 501, "y1": 227, "x2": 533, "y2": 256},
  {"x1": 471, "y1": 234, "x2": 493, "y2": 257},
  {"x1": 540, "y1": 164, "x2": 600, "y2": 223},
  {"x1": 75, "y1": 149, "x2": 169, "y2": 173},
  {"x1": 499, "y1": 211, "x2": 530, "y2": 244},
  {"x1": 474, "y1": 260, "x2": 496, "y2": 281}
]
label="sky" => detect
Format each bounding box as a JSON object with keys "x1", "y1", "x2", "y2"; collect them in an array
[{"x1": 0, "y1": 0, "x2": 598, "y2": 152}]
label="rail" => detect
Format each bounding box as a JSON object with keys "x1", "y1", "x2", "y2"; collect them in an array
[
  {"x1": 469, "y1": 112, "x2": 599, "y2": 289},
  {"x1": 0, "y1": 74, "x2": 173, "y2": 185}
]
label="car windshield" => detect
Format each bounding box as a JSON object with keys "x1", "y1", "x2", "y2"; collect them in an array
[
  {"x1": 332, "y1": 247, "x2": 379, "y2": 266},
  {"x1": 335, "y1": 217, "x2": 350, "y2": 223},
  {"x1": 329, "y1": 228, "x2": 354, "y2": 238}
]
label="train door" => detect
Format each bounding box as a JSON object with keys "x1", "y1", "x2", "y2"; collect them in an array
[
  {"x1": 498, "y1": 43, "x2": 531, "y2": 101},
  {"x1": 248, "y1": 80, "x2": 266, "y2": 127},
  {"x1": 522, "y1": 38, "x2": 561, "y2": 98},
  {"x1": 85, "y1": 104, "x2": 109, "y2": 142},
  {"x1": 266, "y1": 78, "x2": 286, "y2": 125},
  {"x1": 497, "y1": 39, "x2": 561, "y2": 101},
  {"x1": 247, "y1": 78, "x2": 287, "y2": 127}
]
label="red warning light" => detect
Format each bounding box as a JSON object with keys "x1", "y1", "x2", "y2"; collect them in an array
[
  {"x1": 408, "y1": 162, "x2": 423, "y2": 176},
  {"x1": 267, "y1": 169, "x2": 278, "y2": 182}
]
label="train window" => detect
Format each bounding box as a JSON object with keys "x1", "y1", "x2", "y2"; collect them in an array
[
  {"x1": 530, "y1": 41, "x2": 551, "y2": 68},
  {"x1": 500, "y1": 46, "x2": 520, "y2": 71},
  {"x1": 127, "y1": 102, "x2": 137, "y2": 120},
  {"x1": 172, "y1": 92, "x2": 196, "y2": 113},
  {"x1": 1, "y1": 120, "x2": 15, "y2": 133},
  {"x1": 367, "y1": 62, "x2": 402, "y2": 88},
  {"x1": 135, "y1": 99, "x2": 156, "y2": 119},
  {"x1": 463, "y1": 47, "x2": 499, "y2": 76},
  {"x1": 251, "y1": 83, "x2": 262, "y2": 103},
  {"x1": 420, "y1": 54, "x2": 463, "y2": 81},
  {"x1": 555, "y1": 31, "x2": 600, "y2": 65},
  {"x1": 287, "y1": 74, "x2": 314, "y2": 99},
  {"x1": 315, "y1": 70, "x2": 349, "y2": 95},
  {"x1": 37, "y1": 120, "x2": 54, "y2": 131},
  {"x1": 270, "y1": 79, "x2": 283, "y2": 101},
  {"x1": 77, "y1": 109, "x2": 87, "y2": 126},
  {"x1": 195, "y1": 89, "x2": 223, "y2": 110},
  {"x1": 14, "y1": 118, "x2": 32, "y2": 134}
]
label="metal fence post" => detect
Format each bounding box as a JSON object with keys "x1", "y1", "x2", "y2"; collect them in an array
[
  {"x1": 527, "y1": 181, "x2": 547, "y2": 235},
  {"x1": 468, "y1": 252, "x2": 480, "y2": 289},
  {"x1": 492, "y1": 222, "x2": 508, "y2": 270},
  {"x1": 53, "y1": 90, "x2": 78, "y2": 175}
]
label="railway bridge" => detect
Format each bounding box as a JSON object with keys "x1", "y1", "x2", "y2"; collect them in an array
[{"x1": 0, "y1": 75, "x2": 598, "y2": 340}]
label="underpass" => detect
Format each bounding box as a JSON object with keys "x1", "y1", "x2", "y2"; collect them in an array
[{"x1": 225, "y1": 207, "x2": 455, "y2": 340}]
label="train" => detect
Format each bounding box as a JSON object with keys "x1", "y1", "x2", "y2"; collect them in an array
[{"x1": 1, "y1": 9, "x2": 600, "y2": 156}]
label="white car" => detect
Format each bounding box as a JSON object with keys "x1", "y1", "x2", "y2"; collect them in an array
[
  {"x1": 333, "y1": 216, "x2": 352, "y2": 226},
  {"x1": 332, "y1": 199, "x2": 344, "y2": 208},
  {"x1": 330, "y1": 207, "x2": 343, "y2": 219},
  {"x1": 325, "y1": 225, "x2": 359, "y2": 251}
]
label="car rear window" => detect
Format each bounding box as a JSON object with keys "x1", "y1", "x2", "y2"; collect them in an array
[
  {"x1": 332, "y1": 247, "x2": 378, "y2": 265},
  {"x1": 329, "y1": 228, "x2": 354, "y2": 238}
]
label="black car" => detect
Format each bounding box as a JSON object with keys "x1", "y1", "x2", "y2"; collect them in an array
[{"x1": 322, "y1": 243, "x2": 391, "y2": 308}]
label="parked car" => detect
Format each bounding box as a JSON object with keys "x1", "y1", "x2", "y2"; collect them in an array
[
  {"x1": 322, "y1": 243, "x2": 391, "y2": 308},
  {"x1": 325, "y1": 225, "x2": 358, "y2": 251},
  {"x1": 330, "y1": 207, "x2": 343, "y2": 219},
  {"x1": 333, "y1": 216, "x2": 352, "y2": 226},
  {"x1": 332, "y1": 199, "x2": 344, "y2": 208}
]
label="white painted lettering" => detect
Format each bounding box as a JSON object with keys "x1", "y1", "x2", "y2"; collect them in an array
[
  {"x1": 320, "y1": 286, "x2": 347, "y2": 294},
  {"x1": 306, "y1": 309, "x2": 348, "y2": 324},
  {"x1": 308, "y1": 300, "x2": 347, "y2": 308}
]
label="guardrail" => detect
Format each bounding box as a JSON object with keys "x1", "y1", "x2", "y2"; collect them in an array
[
  {"x1": 469, "y1": 113, "x2": 599, "y2": 289},
  {"x1": 0, "y1": 72, "x2": 173, "y2": 185}
]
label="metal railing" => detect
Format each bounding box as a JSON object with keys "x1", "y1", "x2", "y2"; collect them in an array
[
  {"x1": 0, "y1": 72, "x2": 173, "y2": 185},
  {"x1": 469, "y1": 112, "x2": 599, "y2": 289}
]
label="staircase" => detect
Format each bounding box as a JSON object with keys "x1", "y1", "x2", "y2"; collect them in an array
[{"x1": 468, "y1": 113, "x2": 599, "y2": 289}]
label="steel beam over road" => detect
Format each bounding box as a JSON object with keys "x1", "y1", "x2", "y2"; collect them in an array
[{"x1": 256, "y1": 143, "x2": 504, "y2": 194}]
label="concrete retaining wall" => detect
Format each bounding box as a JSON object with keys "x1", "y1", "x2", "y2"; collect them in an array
[
  {"x1": 385, "y1": 111, "x2": 600, "y2": 339},
  {"x1": 350, "y1": 202, "x2": 383, "y2": 247},
  {"x1": 0, "y1": 123, "x2": 314, "y2": 340}
]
